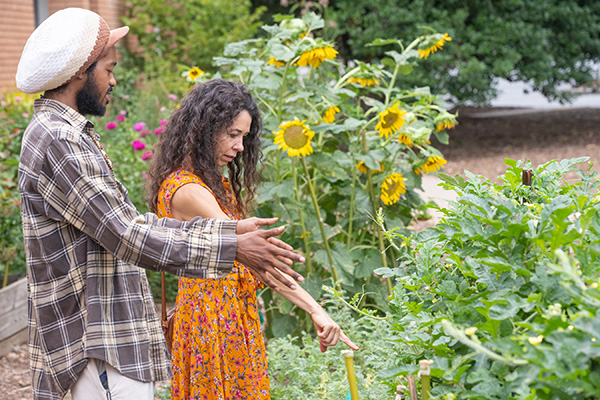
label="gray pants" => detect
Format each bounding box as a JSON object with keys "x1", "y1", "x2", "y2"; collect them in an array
[{"x1": 70, "y1": 359, "x2": 154, "y2": 400}]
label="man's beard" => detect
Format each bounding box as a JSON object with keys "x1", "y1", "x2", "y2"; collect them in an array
[{"x1": 76, "y1": 73, "x2": 108, "y2": 116}]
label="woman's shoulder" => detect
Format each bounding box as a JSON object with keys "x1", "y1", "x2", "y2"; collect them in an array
[{"x1": 157, "y1": 170, "x2": 211, "y2": 218}]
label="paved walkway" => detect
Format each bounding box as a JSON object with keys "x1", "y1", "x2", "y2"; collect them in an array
[{"x1": 414, "y1": 175, "x2": 458, "y2": 224}]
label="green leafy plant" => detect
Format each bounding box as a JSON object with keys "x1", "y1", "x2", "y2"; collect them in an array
[
  {"x1": 0, "y1": 92, "x2": 34, "y2": 284},
  {"x1": 202, "y1": 12, "x2": 456, "y2": 338},
  {"x1": 373, "y1": 157, "x2": 600, "y2": 398}
]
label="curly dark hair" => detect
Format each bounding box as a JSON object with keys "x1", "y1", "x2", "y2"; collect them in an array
[{"x1": 146, "y1": 79, "x2": 262, "y2": 216}]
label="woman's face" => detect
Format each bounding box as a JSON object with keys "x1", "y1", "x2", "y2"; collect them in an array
[{"x1": 215, "y1": 110, "x2": 252, "y2": 167}]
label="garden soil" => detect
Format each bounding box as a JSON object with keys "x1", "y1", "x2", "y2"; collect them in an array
[{"x1": 1, "y1": 107, "x2": 599, "y2": 399}]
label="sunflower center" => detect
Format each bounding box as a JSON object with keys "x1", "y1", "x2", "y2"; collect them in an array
[
  {"x1": 384, "y1": 180, "x2": 397, "y2": 195},
  {"x1": 283, "y1": 126, "x2": 308, "y2": 149},
  {"x1": 382, "y1": 112, "x2": 398, "y2": 129}
]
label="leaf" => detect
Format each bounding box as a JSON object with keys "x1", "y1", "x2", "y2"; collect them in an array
[
  {"x1": 271, "y1": 314, "x2": 298, "y2": 338},
  {"x1": 255, "y1": 181, "x2": 295, "y2": 203}
]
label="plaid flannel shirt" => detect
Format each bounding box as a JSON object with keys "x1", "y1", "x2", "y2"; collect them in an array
[{"x1": 18, "y1": 98, "x2": 238, "y2": 399}]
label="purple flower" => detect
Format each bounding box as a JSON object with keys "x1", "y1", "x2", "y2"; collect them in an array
[
  {"x1": 160, "y1": 119, "x2": 167, "y2": 126},
  {"x1": 141, "y1": 151, "x2": 154, "y2": 161},
  {"x1": 116, "y1": 114, "x2": 126, "y2": 122},
  {"x1": 168, "y1": 94, "x2": 178, "y2": 100},
  {"x1": 133, "y1": 122, "x2": 146, "y2": 131},
  {"x1": 105, "y1": 121, "x2": 118, "y2": 130},
  {"x1": 154, "y1": 127, "x2": 165, "y2": 136},
  {"x1": 131, "y1": 139, "x2": 146, "y2": 151}
]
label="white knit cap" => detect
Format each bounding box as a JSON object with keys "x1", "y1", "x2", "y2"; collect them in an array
[{"x1": 16, "y1": 8, "x2": 129, "y2": 94}]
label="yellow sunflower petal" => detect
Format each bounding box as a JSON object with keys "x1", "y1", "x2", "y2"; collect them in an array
[
  {"x1": 380, "y1": 173, "x2": 407, "y2": 205},
  {"x1": 273, "y1": 119, "x2": 315, "y2": 158},
  {"x1": 323, "y1": 106, "x2": 340, "y2": 123},
  {"x1": 415, "y1": 156, "x2": 447, "y2": 175},
  {"x1": 375, "y1": 104, "x2": 407, "y2": 138}
]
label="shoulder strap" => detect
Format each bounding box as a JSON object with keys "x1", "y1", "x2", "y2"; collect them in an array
[{"x1": 161, "y1": 271, "x2": 167, "y2": 324}]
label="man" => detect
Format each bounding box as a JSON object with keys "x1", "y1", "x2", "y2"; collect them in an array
[{"x1": 16, "y1": 8, "x2": 304, "y2": 400}]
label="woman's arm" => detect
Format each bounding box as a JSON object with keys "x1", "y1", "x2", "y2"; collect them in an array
[
  {"x1": 268, "y1": 269, "x2": 359, "y2": 352},
  {"x1": 171, "y1": 183, "x2": 357, "y2": 351}
]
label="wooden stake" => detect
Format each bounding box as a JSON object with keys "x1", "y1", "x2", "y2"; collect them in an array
[{"x1": 406, "y1": 375, "x2": 418, "y2": 400}]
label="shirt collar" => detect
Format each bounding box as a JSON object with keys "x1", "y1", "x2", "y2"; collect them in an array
[{"x1": 34, "y1": 97, "x2": 96, "y2": 137}]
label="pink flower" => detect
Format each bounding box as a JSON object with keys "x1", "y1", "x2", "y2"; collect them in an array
[
  {"x1": 160, "y1": 119, "x2": 167, "y2": 126},
  {"x1": 168, "y1": 94, "x2": 177, "y2": 100},
  {"x1": 154, "y1": 127, "x2": 165, "y2": 136},
  {"x1": 105, "y1": 121, "x2": 118, "y2": 130},
  {"x1": 140, "y1": 129, "x2": 151, "y2": 138},
  {"x1": 141, "y1": 151, "x2": 153, "y2": 161},
  {"x1": 14, "y1": 96, "x2": 22, "y2": 102},
  {"x1": 116, "y1": 114, "x2": 126, "y2": 122},
  {"x1": 121, "y1": 95, "x2": 130, "y2": 99},
  {"x1": 22, "y1": 113, "x2": 29, "y2": 118},
  {"x1": 133, "y1": 122, "x2": 146, "y2": 131},
  {"x1": 131, "y1": 139, "x2": 146, "y2": 151}
]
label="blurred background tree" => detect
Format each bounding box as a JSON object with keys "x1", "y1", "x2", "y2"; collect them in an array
[
  {"x1": 123, "y1": 0, "x2": 265, "y2": 87},
  {"x1": 252, "y1": 0, "x2": 600, "y2": 104}
]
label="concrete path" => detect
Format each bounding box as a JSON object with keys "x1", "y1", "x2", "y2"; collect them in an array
[{"x1": 414, "y1": 175, "x2": 458, "y2": 225}]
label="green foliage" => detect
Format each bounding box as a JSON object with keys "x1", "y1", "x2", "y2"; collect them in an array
[
  {"x1": 279, "y1": 0, "x2": 600, "y2": 104},
  {"x1": 373, "y1": 158, "x2": 600, "y2": 398},
  {"x1": 122, "y1": 0, "x2": 265, "y2": 83},
  {"x1": 0, "y1": 92, "x2": 34, "y2": 283},
  {"x1": 206, "y1": 12, "x2": 455, "y2": 339},
  {"x1": 267, "y1": 303, "x2": 393, "y2": 399}
]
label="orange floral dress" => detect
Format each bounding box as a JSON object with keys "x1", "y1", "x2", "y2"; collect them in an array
[{"x1": 157, "y1": 170, "x2": 269, "y2": 400}]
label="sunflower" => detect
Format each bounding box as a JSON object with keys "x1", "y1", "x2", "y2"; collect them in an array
[
  {"x1": 375, "y1": 104, "x2": 407, "y2": 138},
  {"x1": 323, "y1": 106, "x2": 340, "y2": 123},
  {"x1": 415, "y1": 155, "x2": 447, "y2": 175},
  {"x1": 268, "y1": 57, "x2": 286, "y2": 68},
  {"x1": 436, "y1": 121, "x2": 456, "y2": 132},
  {"x1": 348, "y1": 77, "x2": 379, "y2": 87},
  {"x1": 273, "y1": 119, "x2": 315, "y2": 158},
  {"x1": 187, "y1": 67, "x2": 204, "y2": 81},
  {"x1": 380, "y1": 173, "x2": 407, "y2": 206},
  {"x1": 398, "y1": 134, "x2": 413, "y2": 147},
  {"x1": 296, "y1": 45, "x2": 338, "y2": 68},
  {"x1": 356, "y1": 161, "x2": 384, "y2": 174},
  {"x1": 418, "y1": 33, "x2": 452, "y2": 59}
]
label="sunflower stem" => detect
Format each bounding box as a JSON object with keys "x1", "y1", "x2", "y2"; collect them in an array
[
  {"x1": 300, "y1": 157, "x2": 341, "y2": 289},
  {"x1": 360, "y1": 130, "x2": 393, "y2": 295},
  {"x1": 346, "y1": 159, "x2": 358, "y2": 250},
  {"x1": 292, "y1": 159, "x2": 313, "y2": 274}
]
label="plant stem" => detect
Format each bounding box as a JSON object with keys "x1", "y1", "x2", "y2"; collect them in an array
[
  {"x1": 292, "y1": 158, "x2": 312, "y2": 274},
  {"x1": 300, "y1": 157, "x2": 340, "y2": 288},
  {"x1": 347, "y1": 159, "x2": 358, "y2": 250},
  {"x1": 360, "y1": 130, "x2": 393, "y2": 294}
]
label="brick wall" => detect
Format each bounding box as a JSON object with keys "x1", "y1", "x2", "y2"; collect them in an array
[
  {"x1": 0, "y1": 1, "x2": 35, "y2": 92},
  {"x1": 1, "y1": 0, "x2": 128, "y2": 92}
]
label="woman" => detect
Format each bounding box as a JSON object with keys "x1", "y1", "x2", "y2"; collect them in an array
[{"x1": 147, "y1": 79, "x2": 357, "y2": 400}]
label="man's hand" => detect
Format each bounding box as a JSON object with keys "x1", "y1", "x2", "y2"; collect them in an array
[{"x1": 236, "y1": 217, "x2": 305, "y2": 290}]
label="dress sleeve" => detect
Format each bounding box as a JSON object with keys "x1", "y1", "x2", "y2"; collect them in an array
[{"x1": 36, "y1": 135, "x2": 237, "y2": 279}]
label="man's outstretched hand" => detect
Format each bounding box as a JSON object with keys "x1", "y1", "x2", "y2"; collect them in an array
[{"x1": 236, "y1": 217, "x2": 305, "y2": 290}]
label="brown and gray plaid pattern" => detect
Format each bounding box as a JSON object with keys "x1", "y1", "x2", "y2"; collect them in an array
[{"x1": 19, "y1": 98, "x2": 237, "y2": 399}]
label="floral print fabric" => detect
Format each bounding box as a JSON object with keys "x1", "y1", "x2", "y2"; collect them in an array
[{"x1": 157, "y1": 170, "x2": 269, "y2": 399}]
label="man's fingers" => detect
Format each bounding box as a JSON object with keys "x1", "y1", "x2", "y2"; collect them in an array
[
  {"x1": 268, "y1": 236, "x2": 293, "y2": 251},
  {"x1": 264, "y1": 269, "x2": 297, "y2": 290},
  {"x1": 340, "y1": 331, "x2": 359, "y2": 351},
  {"x1": 319, "y1": 343, "x2": 327, "y2": 353},
  {"x1": 273, "y1": 263, "x2": 304, "y2": 282},
  {"x1": 253, "y1": 217, "x2": 279, "y2": 227}
]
